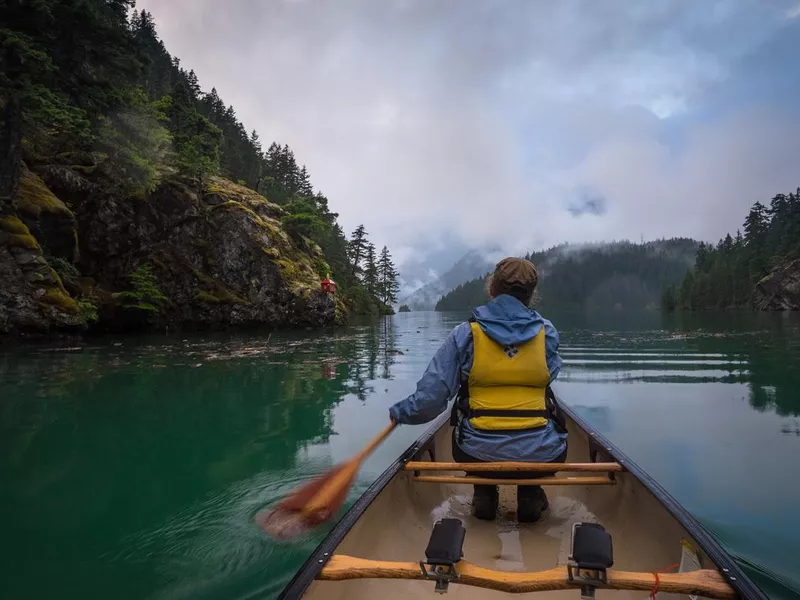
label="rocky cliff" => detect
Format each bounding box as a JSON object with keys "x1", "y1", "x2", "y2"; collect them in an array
[
  {"x1": 754, "y1": 259, "x2": 800, "y2": 311},
  {"x1": 0, "y1": 161, "x2": 346, "y2": 336}
]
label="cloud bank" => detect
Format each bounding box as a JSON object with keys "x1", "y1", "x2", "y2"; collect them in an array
[{"x1": 141, "y1": 0, "x2": 800, "y2": 281}]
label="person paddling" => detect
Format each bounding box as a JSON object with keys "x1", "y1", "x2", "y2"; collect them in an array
[{"x1": 389, "y1": 257, "x2": 567, "y2": 522}]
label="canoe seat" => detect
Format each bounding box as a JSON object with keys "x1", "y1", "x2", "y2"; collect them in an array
[
  {"x1": 421, "y1": 518, "x2": 466, "y2": 593},
  {"x1": 404, "y1": 461, "x2": 622, "y2": 486}
]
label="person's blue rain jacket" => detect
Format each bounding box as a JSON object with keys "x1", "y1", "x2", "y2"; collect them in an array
[{"x1": 389, "y1": 294, "x2": 567, "y2": 462}]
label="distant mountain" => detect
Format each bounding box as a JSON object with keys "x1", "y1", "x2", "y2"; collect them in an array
[
  {"x1": 395, "y1": 232, "x2": 473, "y2": 297},
  {"x1": 400, "y1": 250, "x2": 496, "y2": 310},
  {"x1": 435, "y1": 238, "x2": 700, "y2": 312}
]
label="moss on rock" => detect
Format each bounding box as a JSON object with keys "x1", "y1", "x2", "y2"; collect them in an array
[
  {"x1": 210, "y1": 200, "x2": 265, "y2": 224},
  {"x1": 315, "y1": 258, "x2": 331, "y2": 278},
  {"x1": 4, "y1": 232, "x2": 40, "y2": 250},
  {"x1": 275, "y1": 258, "x2": 298, "y2": 281},
  {"x1": 191, "y1": 269, "x2": 248, "y2": 305},
  {"x1": 0, "y1": 215, "x2": 30, "y2": 235},
  {"x1": 195, "y1": 291, "x2": 222, "y2": 304},
  {"x1": 71, "y1": 164, "x2": 97, "y2": 175},
  {"x1": 0, "y1": 216, "x2": 41, "y2": 250},
  {"x1": 204, "y1": 176, "x2": 283, "y2": 218},
  {"x1": 216, "y1": 290, "x2": 247, "y2": 304},
  {"x1": 39, "y1": 287, "x2": 79, "y2": 314},
  {"x1": 17, "y1": 170, "x2": 75, "y2": 219},
  {"x1": 0, "y1": 170, "x2": 343, "y2": 335}
]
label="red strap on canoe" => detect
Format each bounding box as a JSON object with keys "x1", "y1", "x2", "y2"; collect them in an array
[{"x1": 650, "y1": 563, "x2": 680, "y2": 598}]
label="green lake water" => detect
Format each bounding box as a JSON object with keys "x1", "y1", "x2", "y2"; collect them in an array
[{"x1": 1, "y1": 311, "x2": 799, "y2": 599}]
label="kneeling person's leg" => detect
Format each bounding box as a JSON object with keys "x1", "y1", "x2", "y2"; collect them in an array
[
  {"x1": 472, "y1": 483, "x2": 499, "y2": 521},
  {"x1": 517, "y1": 446, "x2": 567, "y2": 522},
  {"x1": 452, "y1": 432, "x2": 498, "y2": 521}
]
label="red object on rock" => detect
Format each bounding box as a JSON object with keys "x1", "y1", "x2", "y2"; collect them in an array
[{"x1": 321, "y1": 275, "x2": 336, "y2": 294}]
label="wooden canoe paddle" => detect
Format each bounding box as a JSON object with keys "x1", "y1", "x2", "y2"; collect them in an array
[{"x1": 256, "y1": 421, "x2": 397, "y2": 540}]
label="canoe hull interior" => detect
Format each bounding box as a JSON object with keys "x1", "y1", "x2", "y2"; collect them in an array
[{"x1": 301, "y1": 413, "x2": 716, "y2": 600}]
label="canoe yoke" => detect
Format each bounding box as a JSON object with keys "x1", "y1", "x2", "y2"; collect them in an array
[
  {"x1": 317, "y1": 516, "x2": 737, "y2": 599},
  {"x1": 402, "y1": 461, "x2": 623, "y2": 486}
]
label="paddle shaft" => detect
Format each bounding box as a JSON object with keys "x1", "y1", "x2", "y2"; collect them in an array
[{"x1": 354, "y1": 421, "x2": 397, "y2": 462}]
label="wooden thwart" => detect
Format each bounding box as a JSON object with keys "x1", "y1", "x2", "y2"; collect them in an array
[
  {"x1": 412, "y1": 475, "x2": 615, "y2": 486},
  {"x1": 318, "y1": 555, "x2": 737, "y2": 599},
  {"x1": 404, "y1": 461, "x2": 623, "y2": 473}
]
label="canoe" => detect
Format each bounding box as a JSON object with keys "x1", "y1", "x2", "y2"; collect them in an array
[{"x1": 277, "y1": 396, "x2": 766, "y2": 600}]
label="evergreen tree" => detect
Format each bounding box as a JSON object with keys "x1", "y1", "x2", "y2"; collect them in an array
[
  {"x1": 668, "y1": 191, "x2": 800, "y2": 310},
  {"x1": 364, "y1": 243, "x2": 378, "y2": 295},
  {"x1": 95, "y1": 91, "x2": 172, "y2": 195},
  {"x1": 166, "y1": 82, "x2": 221, "y2": 187},
  {"x1": 348, "y1": 225, "x2": 368, "y2": 280},
  {"x1": 378, "y1": 246, "x2": 400, "y2": 305},
  {"x1": 298, "y1": 166, "x2": 313, "y2": 197},
  {"x1": 186, "y1": 69, "x2": 201, "y2": 98},
  {"x1": 661, "y1": 285, "x2": 678, "y2": 312},
  {"x1": 281, "y1": 196, "x2": 328, "y2": 241},
  {"x1": 744, "y1": 201, "x2": 770, "y2": 246},
  {"x1": 246, "y1": 129, "x2": 262, "y2": 188}
]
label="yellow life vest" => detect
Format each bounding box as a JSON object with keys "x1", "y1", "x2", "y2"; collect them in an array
[{"x1": 465, "y1": 321, "x2": 551, "y2": 430}]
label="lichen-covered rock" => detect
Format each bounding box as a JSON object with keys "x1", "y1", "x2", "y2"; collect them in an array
[
  {"x1": 0, "y1": 215, "x2": 85, "y2": 334},
  {"x1": 202, "y1": 178, "x2": 284, "y2": 221},
  {"x1": 36, "y1": 163, "x2": 97, "y2": 205},
  {"x1": 16, "y1": 167, "x2": 78, "y2": 262},
  {"x1": 754, "y1": 259, "x2": 800, "y2": 311},
  {"x1": 1, "y1": 170, "x2": 346, "y2": 335}
]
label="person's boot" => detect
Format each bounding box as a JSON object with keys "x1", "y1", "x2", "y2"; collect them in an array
[
  {"x1": 472, "y1": 485, "x2": 498, "y2": 520},
  {"x1": 517, "y1": 486, "x2": 548, "y2": 523}
]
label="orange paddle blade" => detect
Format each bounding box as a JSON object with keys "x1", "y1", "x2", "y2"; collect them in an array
[
  {"x1": 256, "y1": 461, "x2": 357, "y2": 540},
  {"x1": 256, "y1": 422, "x2": 397, "y2": 540}
]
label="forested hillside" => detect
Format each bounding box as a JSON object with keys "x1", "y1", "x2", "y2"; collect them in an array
[
  {"x1": 0, "y1": 1, "x2": 397, "y2": 334},
  {"x1": 435, "y1": 239, "x2": 698, "y2": 312},
  {"x1": 664, "y1": 190, "x2": 800, "y2": 311}
]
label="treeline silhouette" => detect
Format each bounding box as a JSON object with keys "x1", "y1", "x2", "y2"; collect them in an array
[
  {"x1": 664, "y1": 189, "x2": 800, "y2": 310},
  {"x1": 435, "y1": 239, "x2": 698, "y2": 311}
]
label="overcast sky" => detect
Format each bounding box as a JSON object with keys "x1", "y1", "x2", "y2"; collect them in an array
[{"x1": 140, "y1": 0, "x2": 800, "y2": 285}]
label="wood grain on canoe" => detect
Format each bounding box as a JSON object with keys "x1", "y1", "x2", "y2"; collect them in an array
[
  {"x1": 403, "y1": 461, "x2": 623, "y2": 472},
  {"x1": 318, "y1": 555, "x2": 737, "y2": 599},
  {"x1": 411, "y1": 475, "x2": 615, "y2": 486}
]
